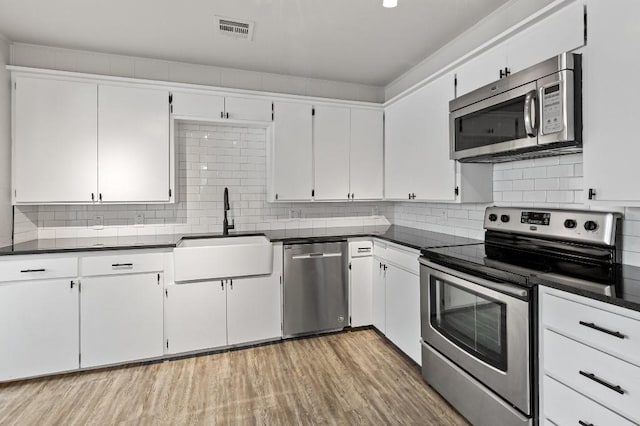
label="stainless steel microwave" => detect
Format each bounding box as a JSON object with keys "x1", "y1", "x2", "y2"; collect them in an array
[{"x1": 449, "y1": 53, "x2": 582, "y2": 162}]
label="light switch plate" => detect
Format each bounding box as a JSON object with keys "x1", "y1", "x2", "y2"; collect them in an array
[{"x1": 93, "y1": 215, "x2": 104, "y2": 230}]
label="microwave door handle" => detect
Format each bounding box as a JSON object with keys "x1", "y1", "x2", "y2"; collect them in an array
[{"x1": 524, "y1": 90, "x2": 538, "y2": 137}]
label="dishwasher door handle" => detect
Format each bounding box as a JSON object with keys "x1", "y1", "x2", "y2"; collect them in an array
[{"x1": 291, "y1": 252, "x2": 342, "y2": 260}]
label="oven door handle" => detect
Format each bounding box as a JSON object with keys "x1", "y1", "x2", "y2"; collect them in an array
[{"x1": 420, "y1": 258, "x2": 528, "y2": 299}]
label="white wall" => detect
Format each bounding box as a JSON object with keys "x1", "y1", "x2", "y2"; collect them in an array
[
  {"x1": 384, "y1": 0, "x2": 556, "y2": 100},
  {"x1": 10, "y1": 43, "x2": 384, "y2": 103},
  {"x1": 0, "y1": 36, "x2": 12, "y2": 247}
]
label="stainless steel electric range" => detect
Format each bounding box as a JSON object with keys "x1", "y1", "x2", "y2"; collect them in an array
[{"x1": 419, "y1": 207, "x2": 623, "y2": 426}]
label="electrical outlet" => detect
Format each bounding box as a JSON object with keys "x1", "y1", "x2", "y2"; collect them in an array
[
  {"x1": 93, "y1": 215, "x2": 104, "y2": 229},
  {"x1": 134, "y1": 214, "x2": 144, "y2": 227}
]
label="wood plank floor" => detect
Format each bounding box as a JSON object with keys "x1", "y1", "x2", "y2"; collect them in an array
[{"x1": 0, "y1": 329, "x2": 468, "y2": 425}]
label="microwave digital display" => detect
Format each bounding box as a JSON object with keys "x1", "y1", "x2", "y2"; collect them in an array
[{"x1": 521, "y1": 211, "x2": 550, "y2": 226}]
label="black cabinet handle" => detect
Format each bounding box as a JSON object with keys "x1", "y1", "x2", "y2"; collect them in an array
[
  {"x1": 221, "y1": 280, "x2": 224, "y2": 290},
  {"x1": 99, "y1": 193, "x2": 103, "y2": 202},
  {"x1": 230, "y1": 279, "x2": 233, "y2": 290},
  {"x1": 579, "y1": 370, "x2": 625, "y2": 394},
  {"x1": 578, "y1": 421, "x2": 594, "y2": 426},
  {"x1": 20, "y1": 268, "x2": 45, "y2": 273},
  {"x1": 220, "y1": 111, "x2": 224, "y2": 119},
  {"x1": 226, "y1": 112, "x2": 229, "y2": 119},
  {"x1": 383, "y1": 264, "x2": 387, "y2": 271},
  {"x1": 111, "y1": 263, "x2": 133, "y2": 268},
  {"x1": 379, "y1": 262, "x2": 382, "y2": 269},
  {"x1": 579, "y1": 321, "x2": 626, "y2": 339},
  {"x1": 91, "y1": 193, "x2": 95, "y2": 201}
]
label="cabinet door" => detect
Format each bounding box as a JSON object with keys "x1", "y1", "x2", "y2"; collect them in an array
[
  {"x1": 165, "y1": 281, "x2": 227, "y2": 354},
  {"x1": 81, "y1": 273, "x2": 164, "y2": 367},
  {"x1": 507, "y1": 0, "x2": 584, "y2": 74},
  {"x1": 0, "y1": 279, "x2": 79, "y2": 381},
  {"x1": 385, "y1": 80, "x2": 455, "y2": 201},
  {"x1": 272, "y1": 102, "x2": 313, "y2": 201},
  {"x1": 372, "y1": 259, "x2": 386, "y2": 334},
  {"x1": 350, "y1": 109, "x2": 383, "y2": 200},
  {"x1": 171, "y1": 91, "x2": 224, "y2": 120},
  {"x1": 227, "y1": 275, "x2": 281, "y2": 346},
  {"x1": 225, "y1": 96, "x2": 272, "y2": 122},
  {"x1": 455, "y1": 44, "x2": 507, "y2": 97},
  {"x1": 313, "y1": 106, "x2": 351, "y2": 200},
  {"x1": 385, "y1": 265, "x2": 421, "y2": 365},
  {"x1": 583, "y1": 0, "x2": 640, "y2": 203},
  {"x1": 350, "y1": 256, "x2": 373, "y2": 327},
  {"x1": 98, "y1": 85, "x2": 170, "y2": 203},
  {"x1": 14, "y1": 77, "x2": 97, "y2": 203}
]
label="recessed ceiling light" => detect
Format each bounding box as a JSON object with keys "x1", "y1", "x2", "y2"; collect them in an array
[{"x1": 383, "y1": 0, "x2": 398, "y2": 8}]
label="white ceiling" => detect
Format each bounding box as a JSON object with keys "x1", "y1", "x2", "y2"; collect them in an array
[{"x1": 0, "y1": 0, "x2": 511, "y2": 86}]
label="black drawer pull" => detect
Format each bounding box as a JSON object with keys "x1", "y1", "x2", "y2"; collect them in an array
[
  {"x1": 20, "y1": 268, "x2": 45, "y2": 273},
  {"x1": 111, "y1": 263, "x2": 134, "y2": 268},
  {"x1": 578, "y1": 421, "x2": 594, "y2": 426},
  {"x1": 579, "y1": 370, "x2": 625, "y2": 394},
  {"x1": 579, "y1": 321, "x2": 626, "y2": 339}
]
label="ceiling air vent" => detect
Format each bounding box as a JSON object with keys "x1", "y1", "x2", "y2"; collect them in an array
[{"x1": 215, "y1": 16, "x2": 255, "y2": 41}]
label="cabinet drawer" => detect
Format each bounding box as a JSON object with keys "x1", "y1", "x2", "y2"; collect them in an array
[
  {"x1": 81, "y1": 252, "x2": 164, "y2": 276},
  {"x1": 385, "y1": 245, "x2": 419, "y2": 275},
  {"x1": 350, "y1": 241, "x2": 372, "y2": 258},
  {"x1": 543, "y1": 291, "x2": 640, "y2": 366},
  {"x1": 543, "y1": 375, "x2": 635, "y2": 426},
  {"x1": 544, "y1": 329, "x2": 640, "y2": 423},
  {"x1": 0, "y1": 256, "x2": 78, "y2": 282}
]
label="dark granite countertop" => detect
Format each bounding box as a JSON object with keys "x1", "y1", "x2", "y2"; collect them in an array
[
  {"x1": 532, "y1": 264, "x2": 640, "y2": 313},
  {"x1": 0, "y1": 225, "x2": 482, "y2": 256}
]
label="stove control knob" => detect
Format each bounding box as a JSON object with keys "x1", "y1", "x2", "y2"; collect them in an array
[
  {"x1": 500, "y1": 214, "x2": 510, "y2": 223},
  {"x1": 564, "y1": 219, "x2": 577, "y2": 229},
  {"x1": 488, "y1": 214, "x2": 498, "y2": 222},
  {"x1": 584, "y1": 220, "x2": 599, "y2": 232}
]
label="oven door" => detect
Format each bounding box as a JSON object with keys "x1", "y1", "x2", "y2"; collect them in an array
[
  {"x1": 420, "y1": 259, "x2": 531, "y2": 415},
  {"x1": 450, "y1": 81, "x2": 538, "y2": 161}
]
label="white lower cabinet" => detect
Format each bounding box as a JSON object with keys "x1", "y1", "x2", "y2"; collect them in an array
[
  {"x1": 80, "y1": 273, "x2": 164, "y2": 368},
  {"x1": 165, "y1": 280, "x2": 228, "y2": 355},
  {"x1": 540, "y1": 286, "x2": 640, "y2": 425},
  {"x1": 227, "y1": 274, "x2": 281, "y2": 345},
  {"x1": 166, "y1": 244, "x2": 282, "y2": 354},
  {"x1": 385, "y1": 265, "x2": 421, "y2": 365},
  {"x1": 349, "y1": 241, "x2": 373, "y2": 327},
  {"x1": 0, "y1": 279, "x2": 79, "y2": 381},
  {"x1": 372, "y1": 257, "x2": 386, "y2": 334},
  {"x1": 372, "y1": 240, "x2": 421, "y2": 365}
]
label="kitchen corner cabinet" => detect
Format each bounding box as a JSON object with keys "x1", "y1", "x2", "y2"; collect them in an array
[
  {"x1": 313, "y1": 107, "x2": 384, "y2": 201},
  {"x1": 80, "y1": 273, "x2": 164, "y2": 368},
  {"x1": 455, "y1": 0, "x2": 584, "y2": 97},
  {"x1": 13, "y1": 76, "x2": 98, "y2": 203},
  {"x1": 385, "y1": 73, "x2": 492, "y2": 202},
  {"x1": 172, "y1": 91, "x2": 272, "y2": 122},
  {"x1": 98, "y1": 85, "x2": 170, "y2": 203},
  {"x1": 583, "y1": 0, "x2": 640, "y2": 204},
  {"x1": 0, "y1": 278, "x2": 80, "y2": 381},
  {"x1": 12, "y1": 74, "x2": 173, "y2": 204},
  {"x1": 271, "y1": 101, "x2": 313, "y2": 201}
]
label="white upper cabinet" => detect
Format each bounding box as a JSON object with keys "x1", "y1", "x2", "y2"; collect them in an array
[
  {"x1": 455, "y1": 0, "x2": 585, "y2": 97},
  {"x1": 506, "y1": 0, "x2": 585, "y2": 74},
  {"x1": 583, "y1": 0, "x2": 640, "y2": 204},
  {"x1": 171, "y1": 91, "x2": 271, "y2": 122},
  {"x1": 455, "y1": 44, "x2": 508, "y2": 97},
  {"x1": 98, "y1": 85, "x2": 170, "y2": 203},
  {"x1": 13, "y1": 77, "x2": 98, "y2": 204},
  {"x1": 313, "y1": 106, "x2": 351, "y2": 201},
  {"x1": 171, "y1": 91, "x2": 224, "y2": 120},
  {"x1": 224, "y1": 96, "x2": 272, "y2": 122},
  {"x1": 271, "y1": 101, "x2": 313, "y2": 201},
  {"x1": 350, "y1": 108, "x2": 383, "y2": 200}
]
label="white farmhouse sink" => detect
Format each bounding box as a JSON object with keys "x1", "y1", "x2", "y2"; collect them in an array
[{"x1": 174, "y1": 235, "x2": 273, "y2": 282}]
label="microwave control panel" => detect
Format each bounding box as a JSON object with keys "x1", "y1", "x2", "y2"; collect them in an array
[{"x1": 541, "y1": 83, "x2": 564, "y2": 134}]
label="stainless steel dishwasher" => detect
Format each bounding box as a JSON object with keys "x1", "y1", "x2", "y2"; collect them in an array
[{"x1": 283, "y1": 241, "x2": 348, "y2": 337}]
